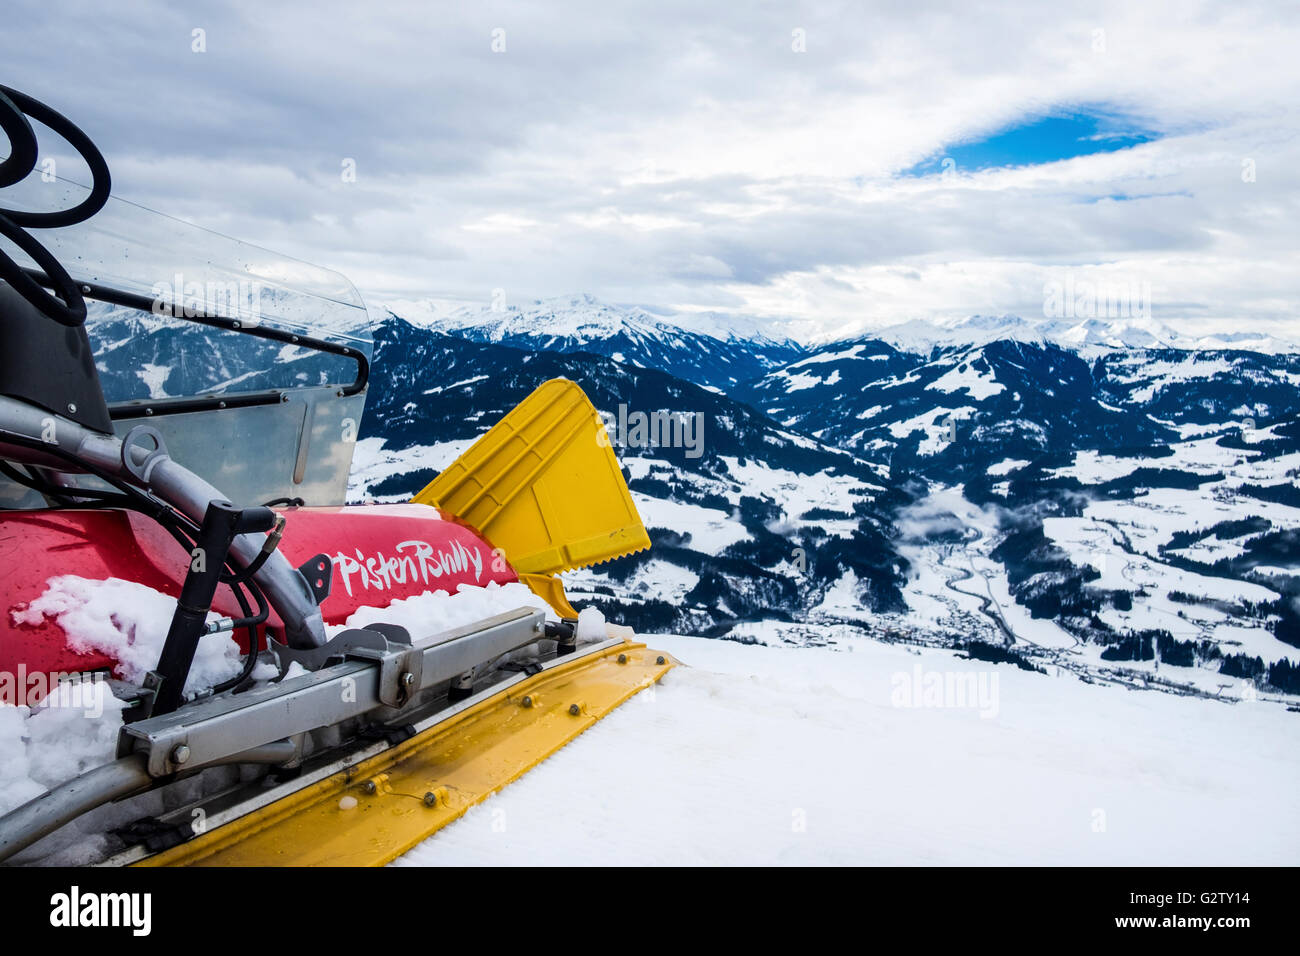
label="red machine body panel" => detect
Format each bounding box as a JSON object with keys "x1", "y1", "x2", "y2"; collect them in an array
[{"x1": 0, "y1": 504, "x2": 515, "y2": 687}]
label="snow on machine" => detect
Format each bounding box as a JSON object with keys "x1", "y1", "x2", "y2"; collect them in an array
[{"x1": 0, "y1": 85, "x2": 673, "y2": 865}]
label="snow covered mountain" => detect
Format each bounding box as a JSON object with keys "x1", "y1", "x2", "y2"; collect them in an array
[
  {"x1": 737, "y1": 330, "x2": 1300, "y2": 693},
  {"x1": 940, "y1": 418, "x2": 1300, "y2": 696},
  {"x1": 426, "y1": 294, "x2": 805, "y2": 391},
  {"x1": 744, "y1": 337, "x2": 1300, "y2": 476},
  {"x1": 81, "y1": 296, "x2": 1300, "y2": 699},
  {"x1": 741, "y1": 338, "x2": 1175, "y2": 479},
  {"x1": 863, "y1": 312, "x2": 1299, "y2": 356},
  {"x1": 348, "y1": 315, "x2": 905, "y2": 637},
  {"x1": 1094, "y1": 348, "x2": 1300, "y2": 425},
  {"x1": 86, "y1": 300, "x2": 363, "y2": 402}
]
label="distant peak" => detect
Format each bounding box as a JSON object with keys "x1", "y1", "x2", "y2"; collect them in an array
[
  {"x1": 414, "y1": 293, "x2": 803, "y2": 348},
  {"x1": 847, "y1": 313, "x2": 1297, "y2": 356}
]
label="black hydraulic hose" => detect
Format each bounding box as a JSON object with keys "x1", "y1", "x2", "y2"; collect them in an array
[
  {"x1": 0, "y1": 88, "x2": 38, "y2": 188},
  {"x1": 0, "y1": 429, "x2": 203, "y2": 540},
  {"x1": 82, "y1": 484, "x2": 270, "y2": 693},
  {"x1": 0, "y1": 86, "x2": 111, "y2": 327},
  {"x1": 0, "y1": 458, "x2": 138, "y2": 509},
  {"x1": 146, "y1": 500, "x2": 276, "y2": 716},
  {"x1": 0, "y1": 213, "x2": 87, "y2": 326},
  {"x1": 0, "y1": 460, "x2": 73, "y2": 505},
  {"x1": 0, "y1": 85, "x2": 112, "y2": 228},
  {"x1": 210, "y1": 576, "x2": 269, "y2": 695},
  {"x1": 221, "y1": 544, "x2": 273, "y2": 584},
  {"x1": 545, "y1": 620, "x2": 578, "y2": 656},
  {"x1": 153, "y1": 499, "x2": 270, "y2": 693}
]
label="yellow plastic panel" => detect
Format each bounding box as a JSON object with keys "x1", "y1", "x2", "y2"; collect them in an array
[
  {"x1": 412, "y1": 379, "x2": 650, "y2": 575},
  {"x1": 517, "y1": 572, "x2": 580, "y2": 618}
]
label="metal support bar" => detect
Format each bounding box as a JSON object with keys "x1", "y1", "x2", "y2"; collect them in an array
[
  {"x1": 0, "y1": 754, "x2": 152, "y2": 864},
  {"x1": 0, "y1": 739, "x2": 299, "y2": 865},
  {"x1": 147, "y1": 499, "x2": 276, "y2": 715},
  {"x1": 120, "y1": 608, "x2": 546, "y2": 777},
  {"x1": 0, "y1": 609, "x2": 547, "y2": 862}
]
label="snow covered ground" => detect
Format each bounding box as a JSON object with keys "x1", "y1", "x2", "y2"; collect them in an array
[
  {"x1": 394, "y1": 634, "x2": 1299, "y2": 866},
  {"x1": 892, "y1": 467, "x2": 1300, "y2": 694},
  {"x1": 347, "y1": 437, "x2": 476, "y2": 502}
]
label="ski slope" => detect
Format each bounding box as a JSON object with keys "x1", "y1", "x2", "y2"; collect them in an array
[{"x1": 394, "y1": 635, "x2": 1299, "y2": 866}]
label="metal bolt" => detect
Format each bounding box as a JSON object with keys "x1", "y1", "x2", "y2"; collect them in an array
[
  {"x1": 361, "y1": 779, "x2": 378, "y2": 795},
  {"x1": 81, "y1": 285, "x2": 91, "y2": 294},
  {"x1": 67, "y1": 403, "x2": 77, "y2": 414},
  {"x1": 423, "y1": 791, "x2": 438, "y2": 807},
  {"x1": 401, "y1": 672, "x2": 415, "y2": 686},
  {"x1": 568, "y1": 704, "x2": 580, "y2": 716},
  {"x1": 171, "y1": 744, "x2": 191, "y2": 765},
  {"x1": 521, "y1": 695, "x2": 534, "y2": 708},
  {"x1": 656, "y1": 656, "x2": 666, "y2": 665},
  {"x1": 617, "y1": 653, "x2": 628, "y2": 664}
]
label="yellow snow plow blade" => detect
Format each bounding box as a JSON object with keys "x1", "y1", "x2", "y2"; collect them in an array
[
  {"x1": 136, "y1": 640, "x2": 676, "y2": 867},
  {"x1": 412, "y1": 379, "x2": 650, "y2": 577}
]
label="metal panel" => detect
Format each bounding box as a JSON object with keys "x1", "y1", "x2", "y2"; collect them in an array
[{"x1": 108, "y1": 387, "x2": 367, "y2": 507}]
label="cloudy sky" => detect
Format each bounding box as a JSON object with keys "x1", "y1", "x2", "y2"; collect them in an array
[{"x1": 2, "y1": 0, "x2": 1298, "y2": 340}]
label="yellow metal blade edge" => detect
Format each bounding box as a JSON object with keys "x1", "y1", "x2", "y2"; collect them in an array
[{"x1": 135, "y1": 641, "x2": 676, "y2": 867}]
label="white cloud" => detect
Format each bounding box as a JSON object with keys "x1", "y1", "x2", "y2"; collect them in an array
[{"x1": 1, "y1": 0, "x2": 1297, "y2": 340}]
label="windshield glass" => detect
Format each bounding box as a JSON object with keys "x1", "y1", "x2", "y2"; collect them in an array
[{"x1": 2, "y1": 175, "x2": 372, "y2": 403}]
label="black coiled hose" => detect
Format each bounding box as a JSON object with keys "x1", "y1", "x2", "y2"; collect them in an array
[{"x1": 0, "y1": 85, "x2": 112, "y2": 326}]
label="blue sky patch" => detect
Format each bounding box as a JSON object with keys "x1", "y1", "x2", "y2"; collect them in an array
[
  {"x1": 902, "y1": 107, "x2": 1160, "y2": 177},
  {"x1": 1080, "y1": 190, "x2": 1193, "y2": 203}
]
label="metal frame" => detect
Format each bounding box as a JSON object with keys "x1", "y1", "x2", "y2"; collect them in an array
[
  {"x1": 21, "y1": 267, "x2": 370, "y2": 417},
  {"x1": 94, "y1": 636, "x2": 629, "y2": 868},
  {"x1": 109, "y1": 385, "x2": 368, "y2": 508},
  {"x1": 0, "y1": 607, "x2": 552, "y2": 863},
  {"x1": 120, "y1": 607, "x2": 546, "y2": 777}
]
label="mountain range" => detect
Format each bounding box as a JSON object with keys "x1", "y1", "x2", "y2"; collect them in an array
[
  {"x1": 420, "y1": 293, "x2": 805, "y2": 391},
  {"x1": 81, "y1": 294, "x2": 1300, "y2": 699}
]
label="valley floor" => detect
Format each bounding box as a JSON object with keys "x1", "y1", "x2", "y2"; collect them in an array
[{"x1": 394, "y1": 633, "x2": 1298, "y2": 866}]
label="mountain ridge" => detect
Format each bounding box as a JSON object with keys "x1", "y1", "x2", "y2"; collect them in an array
[
  {"x1": 75, "y1": 296, "x2": 1300, "y2": 697},
  {"x1": 372, "y1": 292, "x2": 1299, "y2": 357}
]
